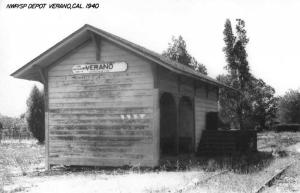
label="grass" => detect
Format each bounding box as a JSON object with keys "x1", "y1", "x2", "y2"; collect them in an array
[
  {"x1": 0, "y1": 131, "x2": 299, "y2": 193},
  {"x1": 258, "y1": 131, "x2": 300, "y2": 151},
  {"x1": 0, "y1": 139, "x2": 44, "y2": 192}
]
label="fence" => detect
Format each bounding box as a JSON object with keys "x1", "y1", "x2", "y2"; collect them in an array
[
  {"x1": 273, "y1": 123, "x2": 300, "y2": 132},
  {"x1": 0, "y1": 131, "x2": 32, "y2": 141}
]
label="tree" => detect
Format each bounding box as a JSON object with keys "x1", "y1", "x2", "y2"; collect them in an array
[
  {"x1": 0, "y1": 121, "x2": 2, "y2": 141},
  {"x1": 163, "y1": 35, "x2": 207, "y2": 75},
  {"x1": 26, "y1": 85, "x2": 45, "y2": 143},
  {"x1": 217, "y1": 74, "x2": 240, "y2": 128},
  {"x1": 248, "y1": 78, "x2": 278, "y2": 130},
  {"x1": 223, "y1": 19, "x2": 236, "y2": 74},
  {"x1": 278, "y1": 89, "x2": 300, "y2": 124},
  {"x1": 0, "y1": 114, "x2": 29, "y2": 139},
  {"x1": 190, "y1": 57, "x2": 207, "y2": 75},
  {"x1": 218, "y1": 74, "x2": 278, "y2": 130},
  {"x1": 220, "y1": 19, "x2": 252, "y2": 130}
]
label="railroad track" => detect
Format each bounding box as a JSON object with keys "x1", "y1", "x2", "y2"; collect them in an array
[
  {"x1": 252, "y1": 162, "x2": 295, "y2": 193},
  {"x1": 175, "y1": 162, "x2": 294, "y2": 193},
  {"x1": 175, "y1": 170, "x2": 229, "y2": 193}
]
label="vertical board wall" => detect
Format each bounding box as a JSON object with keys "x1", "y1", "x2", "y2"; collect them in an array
[
  {"x1": 47, "y1": 38, "x2": 158, "y2": 167},
  {"x1": 194, "y1": 86, "x2": 218, "y2": 150}
]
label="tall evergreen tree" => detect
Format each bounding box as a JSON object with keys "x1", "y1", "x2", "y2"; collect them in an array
[
  {"x1": 223, "y1": 19, "x2": 251, "y2": 88},
  {"x1": 219, "y1": 19, "x2": 277, "y2": 130},
  {"x1": 163, "y1": 35, "x2": 207, "y2": 75},
  {"x1": 223, "y1": 19, "x2": 236, "y2": 75},
  {"x1": 220, "y1": 19, "x2": 252, "y2": 130},
  {"x1": 0, "y1": 121, "x2": 2, "y2": 141},
  {"x1": 26, "y1": 85, "x2": 45, "y2": 143}
]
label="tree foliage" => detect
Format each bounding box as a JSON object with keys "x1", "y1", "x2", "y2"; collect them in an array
[
  {"x1": 223, "y1": 19, "x2": 236, "y2": 74},
  {"x1": 248, "y1": 78, "x2": 278, "y2": 129},
  {"x1": 218, "y1": 74, "x2": 278, "y2": 130},
  {"x1": 162, "y1": 35, "x2": 207, "y2": 75},
  {"x1": 26, "y1": 85, "x2": 45, "y2": 143},
  {"x1": 0, "y1": 114, "x2": 29, "y2": 139},
  {"x1": 219, "y1": 19, "x2": 277, "y2": 130},
  {"x1": 220, "y1": 19, "x2": 251, "y2": 129},
  {"x1": 217, "y1": 74, "x2": 240, "y2": 128},
  {"x1": 278, "y1": 89, "x2": 300, "y2": 124}
]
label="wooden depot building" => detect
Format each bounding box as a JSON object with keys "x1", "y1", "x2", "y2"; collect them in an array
[{"x1": 11, "y1": 24, "x2": 231, "y2": 169}]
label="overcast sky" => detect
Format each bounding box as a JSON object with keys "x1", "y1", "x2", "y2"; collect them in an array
[{"x1": 0, "y1": 0, "x2": 300, "y2": 117}]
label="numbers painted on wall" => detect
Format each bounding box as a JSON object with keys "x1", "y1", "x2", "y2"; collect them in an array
[{"x1": 120, "y1": 114, "x2": 146, "y2": 120}]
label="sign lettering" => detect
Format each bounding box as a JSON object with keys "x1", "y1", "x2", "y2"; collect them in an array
[{"x1": 72, "y1": 62, "x2": 127, "y2": 74}]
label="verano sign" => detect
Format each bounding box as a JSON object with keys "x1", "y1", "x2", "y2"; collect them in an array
[{"x1": 72, "y1": 62, "x2": 128, "y2": 74}]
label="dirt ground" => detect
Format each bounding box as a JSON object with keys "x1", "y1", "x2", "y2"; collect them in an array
[
  {"x1": 1, "y1": 131, "x2": 300, "y2": 193},
  {"x1": 263, "y1": 143, "x2": 300, "y2": 193}
]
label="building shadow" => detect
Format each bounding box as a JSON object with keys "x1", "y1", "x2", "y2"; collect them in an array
[
  {"x1": 159, "y1": 151, "x2": 274, "y2": 174},
  {"x1": 27, "y1": 151, "x2": 274, "y2": 177}
]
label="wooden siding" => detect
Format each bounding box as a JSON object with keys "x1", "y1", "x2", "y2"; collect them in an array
[
  {"x1": 157, "y1": 67, "x2": 178, "y2": 94},
  {"x1": 157, "y1": 67, "x2": 194, "y2": 98},
  {"x1": 47, "y1": 38, "x2": 158, "y2": 167},
  {"x1": 194, "y1": 86, "x2": 218, "y2": 150},
  {"x1": 157, "y1": 66, "x2": 197, "y2": 153}
]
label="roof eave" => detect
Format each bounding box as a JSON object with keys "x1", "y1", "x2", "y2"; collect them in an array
[
  {"x1": 10, "y1": 24, "x2": 91, "y2": 79},
  {"x1": 11, "y1": 24, "x2": 237, "y2": 91}
]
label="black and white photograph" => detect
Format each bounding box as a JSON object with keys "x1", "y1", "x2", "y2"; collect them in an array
[{"x1": 0, "y1": 0, "x2": 300, "y2": 192}]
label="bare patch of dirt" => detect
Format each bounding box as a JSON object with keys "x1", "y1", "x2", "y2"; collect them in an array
[
  {"x1": 263, "y1": 156, "x2": 300, "y2": 193},
  {"x1": 2, "y1": 132, "x2": 300, "y2": 193}
]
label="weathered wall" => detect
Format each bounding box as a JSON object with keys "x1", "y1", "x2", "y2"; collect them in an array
[
  {"x1": 47, "y1": 38, "x2": 158, "y2": 167},
  {"x1": 157, "y1": 67, "x2": 194, "y2": 98},
  {"x1": 157, "y1": 66, "x2": 196, "y2": 153},
  {"x1": 157, "y1": 66, "x2": 219, "y2": 153},
  {"x1": 194, "y1": 85, "x2": 218, "y2": 150}
]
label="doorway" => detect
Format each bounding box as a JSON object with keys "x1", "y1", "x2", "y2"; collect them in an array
[
  {"x1": 160, "y1": 92, "x2": 177, "y2": 155},
  {"x1": 178, "y1": 96, "x2": 194, "y2": 153}
]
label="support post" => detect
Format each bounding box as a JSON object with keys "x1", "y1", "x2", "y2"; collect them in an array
[
  {"x1": 89, "y1": 31, "x2": 101, "y2": 61},
  {"x1": 193, "y1": 80, "x2": 197, "y2": 153},
  {"x1": 152, "y1": 89, "x2": 160, "y2": 166},
  {"x1": 175, "y1": 95, "x2": 179, "y2": 155},
  {"x1": 38, "y1": 67, "x2": 50, "y2": 170},
  {"x1": 38, "y1": 68, "x2": 46, "y2": 84}
]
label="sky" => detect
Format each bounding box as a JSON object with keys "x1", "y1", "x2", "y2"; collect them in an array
[{"x1": 0, "y1": 0, "x2": 300, "y2": 117}]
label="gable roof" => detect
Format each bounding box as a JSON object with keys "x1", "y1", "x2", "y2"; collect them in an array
[{"x1": 11, "y1": 24, "x2": 232, "y2": 89}]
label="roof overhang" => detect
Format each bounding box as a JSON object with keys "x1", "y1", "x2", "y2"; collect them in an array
[
  {"x1": 11, "y1": 26, "x2": 90, "y2": 82},
  {"x1": 11, "y1": 24, "x2": 236, "y2": 91}
]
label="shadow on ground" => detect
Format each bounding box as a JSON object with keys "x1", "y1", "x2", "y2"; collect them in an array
[
  {"x1": 27, "y1": 151, "x2": 276, "y2": 177},
  {"x1": 160, "y1": 151, "x2": 275, "y2": 174}
]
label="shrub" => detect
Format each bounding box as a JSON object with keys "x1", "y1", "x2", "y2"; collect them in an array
[
  {"x1": 278, "y1": 89, "x2": 300, "y2": 124},
  {"x1": 0, "y1": 114, "x2": 29, "y2": 140},
  {"x1": 273, "y1": 123, "x2": 300, "y2": 132},
  {"x1": 26, "y1": 85, "x2": 45, "y2": 143}
]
